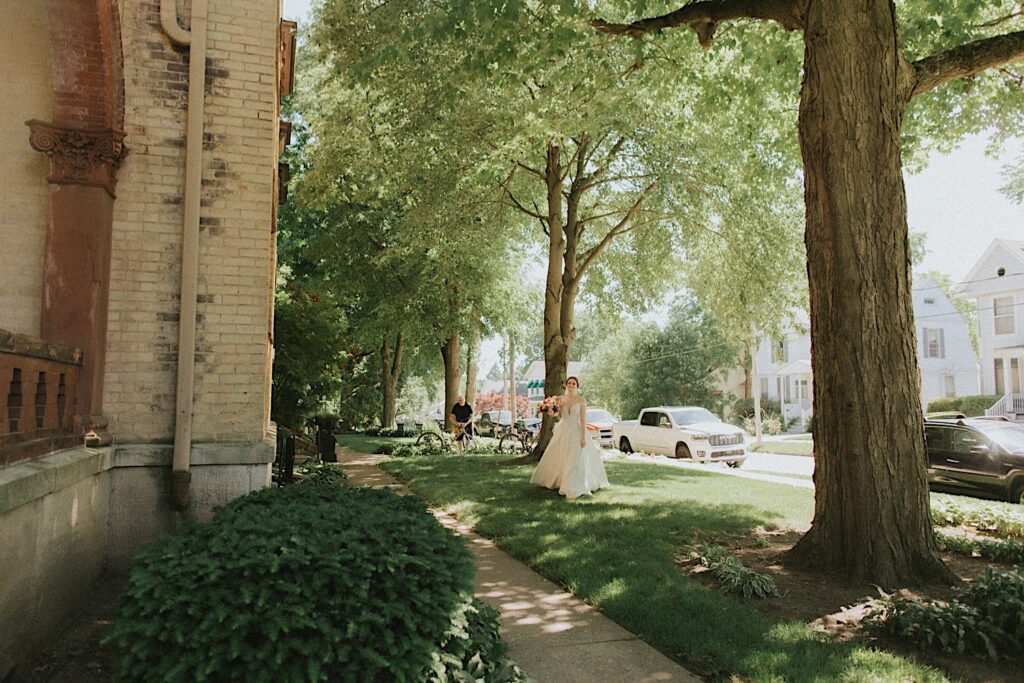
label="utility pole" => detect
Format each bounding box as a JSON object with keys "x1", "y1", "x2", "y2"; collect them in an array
[
  {"x1": 509, "y1": 330, "x2": 517, "y2": 424},
  {"x1": 750, "y1": 322, "x2": 763, "y2": 448}
]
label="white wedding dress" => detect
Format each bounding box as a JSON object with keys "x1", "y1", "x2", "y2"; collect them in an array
[{"x1": 530, "y1": 403, "x2": 609, "y2": 499}]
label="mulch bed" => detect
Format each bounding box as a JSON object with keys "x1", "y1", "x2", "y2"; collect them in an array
[{"x1": 679, "y1": 528, "x2": 1024, "y2": 683}]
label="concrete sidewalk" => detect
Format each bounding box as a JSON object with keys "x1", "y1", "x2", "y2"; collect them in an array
[{"x1": 338, "y1": 448, "x2": 699, "y2": 683}]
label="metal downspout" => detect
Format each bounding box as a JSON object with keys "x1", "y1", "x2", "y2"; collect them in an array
[{"x1": 160, "y1": 0, "x2": 208, "y2": 511}]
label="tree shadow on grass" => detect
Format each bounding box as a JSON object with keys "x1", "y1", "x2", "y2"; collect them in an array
[{"x1": 382, "y1": 456, "x2": 923, "y2": 681}]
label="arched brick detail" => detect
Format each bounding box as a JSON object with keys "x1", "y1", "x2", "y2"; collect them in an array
[
  {"x1": 28, "y1": 0, "x2": 126, "y2": 441},
  {"x1": 45, "y1": 0, "x2": 124, "y2": 130}
]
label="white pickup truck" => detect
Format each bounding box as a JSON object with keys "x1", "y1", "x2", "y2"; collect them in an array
[{"x1": 612, "y1": 406, "x2": 747, "y2": 467}]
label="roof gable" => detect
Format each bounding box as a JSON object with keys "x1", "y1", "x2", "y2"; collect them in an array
[{"x1": 959, "y1": 240, "x2": 1024, "y2": 297}]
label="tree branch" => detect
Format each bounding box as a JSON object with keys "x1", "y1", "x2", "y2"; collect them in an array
[
  {"x1": 575, "y1": 183, "x2": 658, "y2": 280},
  {"x1": 591, "y1": 0, "x2": 803, "y2": 47},
  {"x1": 911, "y1": 30, "x2": 1024, "y2": 99}
]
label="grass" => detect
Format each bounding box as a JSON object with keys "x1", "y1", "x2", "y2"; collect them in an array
[
  {"x1": 380, "y1": 454, "x2": 949, "y2": 682},
  {"x1": 750, "y1": 439, "x2": 814, "y2": 456},
  {"x1": 336, "y1": 434, "x2": 415, "y2": 454}
]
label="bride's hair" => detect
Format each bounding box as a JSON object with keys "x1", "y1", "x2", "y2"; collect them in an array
[{"x1": 565, "y1": 376, "x2": 580, "y2": 389}]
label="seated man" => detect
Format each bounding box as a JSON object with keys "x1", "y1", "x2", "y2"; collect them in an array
[{"x1": 450, "y1": 396, "x2": 474, "y2": 451}]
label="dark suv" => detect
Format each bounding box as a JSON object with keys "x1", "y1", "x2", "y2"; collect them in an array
[{"x1": 924, "y1": 417, "x2": 1024, "y2": 504}]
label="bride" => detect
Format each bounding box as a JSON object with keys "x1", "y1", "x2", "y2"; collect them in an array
[{"x1": 530, "y1": 377, "x2": 609, "y2": 499}]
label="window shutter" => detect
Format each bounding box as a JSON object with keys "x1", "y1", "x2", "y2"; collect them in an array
[
  {"x1": 939, "y1": 329, "x2": 945, "y2": 359},
  {"x1": 921, "y1": 328, "x2": 928, "y2": 357}
]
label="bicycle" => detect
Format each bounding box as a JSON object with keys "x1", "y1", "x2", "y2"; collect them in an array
[
  {"x1": 414, "y1": 421, "x2": 476, "y2": 452},
  {"x1": 498, "y1": 421, "x2": 537, "y2": 454}
]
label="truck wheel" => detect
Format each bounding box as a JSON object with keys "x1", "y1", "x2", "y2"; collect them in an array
[
  {"x1": 1013, "y1": 481, "x2": 1024, "y2": 505},
  {"x1": 675, "y1": 443, "x2": 691, "y2": 459},
  {"x1": 619, "y1": 437, "x2": 633, "y2": 453},
  {"x1": 727, "y1": 460, "x2": 742, "y2": 469}
]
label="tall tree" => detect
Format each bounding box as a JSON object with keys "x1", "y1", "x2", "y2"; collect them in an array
[{"x1": 595, "y1": 0, "x2": 1024, "y2": 584}]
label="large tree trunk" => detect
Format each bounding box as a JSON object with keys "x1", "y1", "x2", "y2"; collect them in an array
[
  {"x1": 441, "y1": 333, "x2": 461, "y2": 431},
  {"x1": 788, "y1": 0, "x2": 952, "y2": 586},
  {"x1": 380, "y1": 333, "x2": 403, "y2": 429},
  {"x1": 465, "y1": 305, "x2": 480, "y2": 406},
  {"x1": 529, "y1": 142, "x2": 570, "y2": 460}
]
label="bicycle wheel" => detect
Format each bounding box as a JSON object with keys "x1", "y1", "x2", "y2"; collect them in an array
[
  {"x1": 415, "y1": 432, "x2": 445, "y2": 451},
  {"x1": 499, "y1": 433, "x2": 526, "y2": 454}
]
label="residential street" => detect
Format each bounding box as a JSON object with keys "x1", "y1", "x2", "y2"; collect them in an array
[{"x1": 612, "y1": 449, "x2": 815, "y2": 489}]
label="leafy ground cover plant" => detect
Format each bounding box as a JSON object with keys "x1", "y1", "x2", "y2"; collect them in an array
[
  {"x1": 935, "y1": 533, "x2": 1024, "y2": 565},
  {"x1": 683, "y1": 544, "x2": 781, "y2": 599},
  {"x1": 106, "y1": 484, "x2": 522, "y2": 682},
  {"x1": 868, "y1": 567, "x2": 1024, "y2": 662},
  {"x1": 931, "y1": 497, "x2": 1024, "y2": 540},
  {"x1": 295, "y1": 459, "x2": 347, "y2": 483}
]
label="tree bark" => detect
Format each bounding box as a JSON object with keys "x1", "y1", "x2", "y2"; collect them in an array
[
  {"x1": 786, "y1": 0, "x2": 952, "y2": 586},
  {"x1": 380, "y1": 333, "x2": 403, "y2": 429},
  {"x1": 465, "y1": 305, "x2": 480, "y2": 405},
  {"x1": 441, "y1": 333, "x2": 461, "y2": 431}
]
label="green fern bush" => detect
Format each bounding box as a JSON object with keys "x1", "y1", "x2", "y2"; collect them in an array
[
  {"x1": 106, "y1": 484, "x2": 522, "y2": 681},
  {"x1": 868, "y1": 567, "x2": 1024, "y2": 661}
]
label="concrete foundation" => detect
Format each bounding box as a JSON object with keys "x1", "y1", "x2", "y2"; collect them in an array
[{"x1": 0, "y1": 441, "x2": 273, "y2": 677}]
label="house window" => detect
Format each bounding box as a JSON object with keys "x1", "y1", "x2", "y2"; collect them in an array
[
  {"x1": 995, "y1": 358, "x2": 1005, "y2": 395},
  {"x1": 1014, "y1": 359, "x2": 1021, "y2": 394},
  {"x1": 944, "y1": 374, "x2": 956, "y2": 397},
  {"x1": 796, "y1": 379, "x2": 810, "y2": 402},
  {"x1": 759, "y1": 378, "x2": 769, "y2": 399},
  {"x1": 922, "y1": 327, "x2": 945, "y2": 359},
  {"x1": 994, "y1": 296, "x2": 1015, "y2": 335}
]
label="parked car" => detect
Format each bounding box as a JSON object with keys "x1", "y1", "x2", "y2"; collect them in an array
[
  {"x1": 584, "y1": 408, "x2": 619, "y2": 448},
  {"x1": 925, "y1": 417, "x2": 1024, "y2": 504},
  {"x1": 612, "y1": 406, "x2": 746, "y2": 467},
  {"x1": 476, "y1": 410, "x2": 513, "y2": 437}
]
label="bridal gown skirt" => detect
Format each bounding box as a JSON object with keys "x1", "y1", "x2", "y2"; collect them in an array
[{"x1": 530, "y1": 413, "x2": 609, "y2": 499}]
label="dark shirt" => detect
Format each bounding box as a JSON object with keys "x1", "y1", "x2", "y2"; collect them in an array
[{"x1": 451, "y1": 403, "x2": 473, "y2": 423}]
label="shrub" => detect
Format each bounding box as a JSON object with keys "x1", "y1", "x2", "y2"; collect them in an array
[
  {"x1": 107, "y1": 484, "x2": 521, "y2": 681},
  {"x1": 730, "y1": 397, "x2": 781, "y2": 421},
  {"x1": 926, "y1": 395, "x2": 1002, "y2": 417},
  {"x1": 931, "y1": 499, "x2": 1024, "y2": 540},
  {"x1": 374, "y1": 443, "x2": 397, "y2": 455},
  {"x1": 935, "y1": 533, "x2": 1024, "y2": 564},
  {"x1": 742, "y1": 411, "x2": 786, "y2": 436},
  {"x1": 296, "y1": 459, "x2": 346, "y2": 483},
  {"x1": 364, "y1": 426, "x2": 382, "y2": 436},
  {"x1": 868, "y1": 567, "x2": 1024, "y2": 661},
  {"x1": 379, "y1": 427, "x2": 398, "y2": 437}
]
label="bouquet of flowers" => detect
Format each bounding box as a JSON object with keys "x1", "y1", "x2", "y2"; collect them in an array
[{"x1": 537, "y1": 396, "x2": 560, "y2": 418}]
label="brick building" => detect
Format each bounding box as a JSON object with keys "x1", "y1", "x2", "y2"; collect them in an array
[{"x1": 0, "y1": 1, "x2": 293, "y2": 674}]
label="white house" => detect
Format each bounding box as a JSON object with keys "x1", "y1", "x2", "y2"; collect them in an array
[
  {"x1": 958, "y1": 239, "x2": 1024, "y2": 410},
  {"x1": 720, "y1": 281, "x2": 978, "y2": 426},
  {"x1": 523, "y1": 360, "x2": 587, "y2": 407},
  {"x1": 913, "y1": 277, "x2": 980, "y2": 407}
]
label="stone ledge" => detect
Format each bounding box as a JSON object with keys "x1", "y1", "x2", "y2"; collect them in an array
[
  {"x1": 0, "y1": 447, "x2": 113, "y2": 516},
  {"x1": 0, "y1": 439, "x2": 275, "y2": 515}
]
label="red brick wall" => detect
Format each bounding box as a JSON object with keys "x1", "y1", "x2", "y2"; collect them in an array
[{"x1": 46, "y1": 0, "x2": 124, "y2": 129}]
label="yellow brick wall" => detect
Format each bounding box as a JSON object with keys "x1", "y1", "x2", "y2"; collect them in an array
[
  {"x1": 106, "y1": 0, "x2": 278, "y2": 443},
  {"x1": 0, "y1": 2, "x2": 52, "y2": 337}
]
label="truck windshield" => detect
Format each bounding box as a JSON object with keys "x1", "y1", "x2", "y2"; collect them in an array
[{"x1": 670, "y1": 408, "x2": 718, "y2": 426}]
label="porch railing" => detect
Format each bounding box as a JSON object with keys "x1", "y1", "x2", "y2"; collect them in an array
[
  {"x1": 985, "y1": 393, "x2": 1024, "y2": 419},
  {"x1": 0, "y1": 329, "x2": 83, "y2": 466}
]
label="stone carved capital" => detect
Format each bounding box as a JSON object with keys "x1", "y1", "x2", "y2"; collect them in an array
[{"x1": 26, "y1": 119, "x2": 128, "y2": 197}]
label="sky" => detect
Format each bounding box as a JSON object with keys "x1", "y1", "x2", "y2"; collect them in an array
[{"x1": 280, "y1": 0, "x2": 1023, "y2": 374}]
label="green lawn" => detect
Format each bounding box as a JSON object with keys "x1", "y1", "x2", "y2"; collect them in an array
[
  {"x1": 751, "y1": 439, "x2": 814, "y2": 456},
  {"x1": 336, "y1": 434, "x2": 415, "y2": 454},
  {"x1": 380, "y1": 454, "x2": 948, "y2": 682}
]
